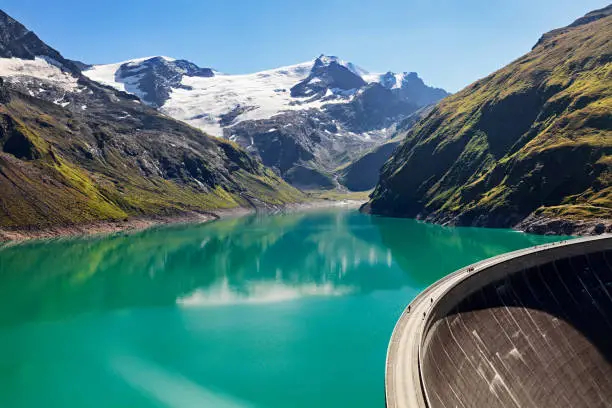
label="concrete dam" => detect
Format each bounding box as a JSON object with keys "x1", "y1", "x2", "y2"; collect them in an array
[{"x1": 386, "y1": 235, "x2": 612, "y2": 408}]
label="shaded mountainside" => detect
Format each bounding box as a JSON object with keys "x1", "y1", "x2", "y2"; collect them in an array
[
  {"x1": 226, "y1": 94, "x2": 430, "y2": 190},
  {"x1": 0, "y1": 81, "x2": 303, "y2": 230},
  {"x1": 365, "y1": 5, "x2": 612, "y2": 234},
  {"x1": 339, "y1": 107, "x2": 434, "y2": 191},
  {"x1": 0, "y1": 11, "x2": 303, "y2": 231}
]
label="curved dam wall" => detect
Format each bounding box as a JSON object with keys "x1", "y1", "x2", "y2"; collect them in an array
[{"x1": 420, "y1": 237, "x2": 612, "y2": 408}]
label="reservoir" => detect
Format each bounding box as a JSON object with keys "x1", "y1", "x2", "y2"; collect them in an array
[{"x1": 0, "y1": 208, "x2": 564, "y2": 407}]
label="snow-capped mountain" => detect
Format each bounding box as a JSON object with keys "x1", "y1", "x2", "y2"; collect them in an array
[
  {"x1": 0, "y1": 11, "x2": 80, "y2": 75},
  {"x1": 83, "y1": 54, "x2": 449, "y2": 188},
  {"x1": 84, "y1": 55, "x2": 447, "y2": 137},
  {"x1": 84, "y1": 56, "x2": 214, "y2": 108},
  {"x1": 289, "y1": 55, "x2": 367, "y2": 99},
  {"x1": 0, "y1": 9, "x2": 85, "y2": 103},
  {"x1": 0, "y1": 3, "x2": 449, "y2": 190}
]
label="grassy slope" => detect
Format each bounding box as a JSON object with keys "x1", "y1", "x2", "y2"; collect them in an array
[
  {"x1": 0, "y1": 90, "x2": 304, "y2": 229},
  {"x1": 367, "y1": 6, "x2": 611, "y2": 228}
]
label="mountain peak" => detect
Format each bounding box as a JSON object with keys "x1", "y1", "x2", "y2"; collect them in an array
[
  {"x1": 0, "y1": 9, "x2": 30, "y2": 46},
  {"x1": 314, "y1": 54, "x2": 369, "y2": 77},
  {"x1": 83, "y1": 53, "x2": 448, "y2": 138},
  {"x1": 0, "y1": 9, "x2": 79, "y2": 74},
  {"x1": 289, "y1": 55, "x2": 367, "y2": 98},
  {"x1": 402, "y1": 71, "x2": 424, "y2": 86},
  {"x1": 117, "y1": 56, "x2": 213, "y2": 78}
]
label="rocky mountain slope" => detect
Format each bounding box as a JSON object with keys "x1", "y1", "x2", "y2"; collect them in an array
[
  {"x1": 339, "y1": 106, "x2": 433, "y2": 191},
  {"x1": 85, "y1": 55, "x2": 448, "y2": 188},
  {"x1": 364, "y1": 5, "x2": 612, "y2": 235},
  {"x1": 0, "y1": 10, "x2": 304, "y2": 233}
]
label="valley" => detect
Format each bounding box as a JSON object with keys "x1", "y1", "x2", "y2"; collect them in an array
[
  {"x1": 0, "y1": 4, "x2": 609, "y2": 240},
  {"x1": 0, "y1": 3, "x2": 610, "y2": 408}
]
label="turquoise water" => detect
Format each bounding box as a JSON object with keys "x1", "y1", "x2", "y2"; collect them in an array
[{"x1": 0, "y1": 209, "x2": 564, "y2": 407}]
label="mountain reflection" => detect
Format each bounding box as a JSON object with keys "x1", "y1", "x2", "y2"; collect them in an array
[
  {"x1": 0, "y1": 209, "x2": 567, "y2": 328},
  {"x1": 0, "y1": 209, "x2": 407, "y2": 327}
]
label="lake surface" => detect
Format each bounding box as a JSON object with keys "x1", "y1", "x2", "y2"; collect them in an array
[{"x1": 0, "y1": 208, "x2": 565, "y2": 408}]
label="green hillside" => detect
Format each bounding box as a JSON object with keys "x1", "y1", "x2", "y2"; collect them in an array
[
  {"x1": 0, "y1": 82, "x2": 303, "y2": 230},
  {"x1": 366, "y1": 5, "x2": 611, "y2": 234}
]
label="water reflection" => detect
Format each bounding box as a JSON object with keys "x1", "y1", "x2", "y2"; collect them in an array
[
  {"x1": 111, "y1": 355, "x2": 253, "y2": 408},
  {"x1": 0, "y1": 210, "x2": 408, "y2": 327},
  {"x1": 178, "y1": 281, "x2": 352, "y2": 307},
  {"x1": 370, "y1": 216, "x2": 566, "y2": 286}
]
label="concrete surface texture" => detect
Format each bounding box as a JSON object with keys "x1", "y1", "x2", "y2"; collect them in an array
[{"x1": 386, "y1": 235, "x2": 612, "y2": 408}]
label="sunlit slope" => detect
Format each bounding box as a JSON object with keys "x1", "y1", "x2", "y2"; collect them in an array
[
  {"x1": 0, "y1": 85, "x2": 303, "y2": 229},
  {"x1": 366, "y1": 5, "x2": 611, "y2": 230}
]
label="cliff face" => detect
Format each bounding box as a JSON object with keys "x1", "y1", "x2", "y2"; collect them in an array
[{"x1": 366, "y1": 5, "x2": 612, "y2": 234}]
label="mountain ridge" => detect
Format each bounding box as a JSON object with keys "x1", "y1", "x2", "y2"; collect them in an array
[
  {"x1": 83, "y1": 53, "x2": 449, "y2": 189},
  {"x1": 0, "y1": 10, "x2": 80, "y2": 74},
  {"x1": 83, "y1": 54, "x2": 447, "y2": 135}
]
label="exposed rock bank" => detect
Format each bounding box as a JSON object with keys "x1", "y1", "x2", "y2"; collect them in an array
[{"x1": 514, "y1": 214, "x2": 612, "y2": 236}]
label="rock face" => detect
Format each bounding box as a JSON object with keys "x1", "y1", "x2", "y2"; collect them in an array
[
  {"x1": 0, "y1": 10, "x2": 303, "y2": 230},
  {"x1": 324, "y1": 83, "x2": 417, "y2": 133},
  {"x1": 85, "y1": 54, "x2": 449, "y2": 189},
  {"x1": 290, "y1": 55, "x2": 367, "y2": 98},
  {"x1": 365, "y1": 5, "x2": 612, "y2": 232},
  {"x1": 226, "y1": 110, "x2": 339, "y2": 189},
  {"x1": 515, "y1": 214, "x2": 612, "y2": 236},
  {"x1": 113, "y1": 57, "x2": 214, "y2": 107}
]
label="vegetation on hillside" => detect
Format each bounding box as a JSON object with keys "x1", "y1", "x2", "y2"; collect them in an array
[
  {"x1": 0, "y1": 85, "x2": 304, "y2": 229},
  {"x1": 366, "y1": 5, "x2": 611, "y2": 231}
]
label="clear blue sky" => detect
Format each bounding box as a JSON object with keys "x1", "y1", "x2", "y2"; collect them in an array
[{"x1": 2, "y1": 0, "x2": 609, "y2": 92}]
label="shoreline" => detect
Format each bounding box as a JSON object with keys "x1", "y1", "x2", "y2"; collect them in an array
[
  {"x1": 0, "y1": 199, "x2": 365, "y2": 243},
  {"x1": 360, "y1": 203, "x2": 611, "y2": 237},
  {"x1": 513, "y1": 214, "x2": 612, "y2": 236},
  {"x1": 5, "y1": 198, "x2": 601, "y2": 243}
]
